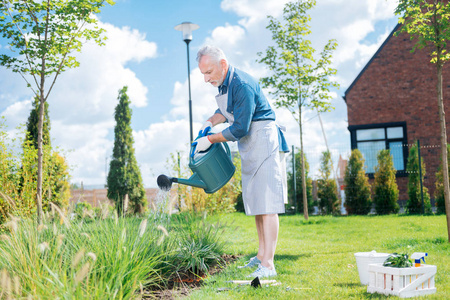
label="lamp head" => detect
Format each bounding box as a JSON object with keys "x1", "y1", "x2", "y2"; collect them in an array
[{"x1": 174, "y1": 22, "x2": 199, "y2": 42}]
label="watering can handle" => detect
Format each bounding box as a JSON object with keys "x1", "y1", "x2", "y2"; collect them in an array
[
  {"x1": 190, "y1": 138, "x2": 231, "y2": 162},
  {"x1": 222, "y1": 140, "x2": 231, "y2": 159},
  {"x1": 189, "y1": 142, "x2": 196, "y2": 161}
]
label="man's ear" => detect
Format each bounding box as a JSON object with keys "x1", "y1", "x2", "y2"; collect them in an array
[{"x1": 220, "y1": 59, "x2": 228, "y2": 70}]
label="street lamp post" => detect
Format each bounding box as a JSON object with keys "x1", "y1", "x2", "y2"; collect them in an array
[{"x1": 174, "y1": 22, "x2": 199, "y2": 144}]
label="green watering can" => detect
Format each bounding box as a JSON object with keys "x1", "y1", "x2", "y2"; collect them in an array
[{"x1": 157, "y1": 141, "x2": 235, "y2": 193}]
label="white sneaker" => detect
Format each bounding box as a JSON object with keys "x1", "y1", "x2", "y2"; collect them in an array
[
  {"x1": 237, "y1": 256, "x2": 261, "y2": 269},
  {"x1": 247, "y1": 264, "x2": 277, "y2": 278}
]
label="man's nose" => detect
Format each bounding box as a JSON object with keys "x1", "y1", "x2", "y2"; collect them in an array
[{"x1": 204, "y1": 75, "x2": 210, "y2": 83}]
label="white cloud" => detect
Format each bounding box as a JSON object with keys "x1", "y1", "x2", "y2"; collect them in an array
[
  {"x1": 204, "y1": 23, "x2": 246, "y2": 49},
  {"x1": 1, "y1": 99, "x2": 31, "y2": 124},
  {"x1": 57, "y1": 22, "x2": 157, "y2": 185},
  {"x1": 133, "y1": 119, "x2": 197, "y2": 186},
  {"x1": 221, "y1": 0, "x2": 289, "y2": 28},
  {"x1": 168, "y1": 68, "x2": 218, "y2": 124},
  {"x1": 58, "y1": 121, "x2": 114, "y2": 185},
  {"x1": 48, "y1": 21, "x2": 157, "y2": 123}
]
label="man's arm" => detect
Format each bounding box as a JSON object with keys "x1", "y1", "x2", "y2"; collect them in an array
[
  {"x1": 207, "y1": 113, "x2": 227, "y2": 127},
  {"x1": 206, "y1": 113, "x2": 228, "y2": 143}
]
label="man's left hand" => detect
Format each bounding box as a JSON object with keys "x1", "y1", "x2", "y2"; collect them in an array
[{"x1": 192, "y1": 136, "x2": 212, "y2": 154}]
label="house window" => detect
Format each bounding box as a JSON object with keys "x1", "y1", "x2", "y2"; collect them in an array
[{"x1": 349, "y1": 122, "x2": 407, "y2": 175}]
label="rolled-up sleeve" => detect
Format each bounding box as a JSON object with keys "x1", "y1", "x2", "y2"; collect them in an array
[{"x1": 222, "y1": 83, "x2": 255, "y2": 141}]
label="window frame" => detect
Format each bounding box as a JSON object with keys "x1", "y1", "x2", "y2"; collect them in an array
[{"x1": 348, "y1": 122, "x2": 408, "y2": 177}]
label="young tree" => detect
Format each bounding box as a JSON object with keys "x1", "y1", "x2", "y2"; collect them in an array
[
  {"x1": 0, "y1": 0, "x2": 114, "y2": 223},
  {"x1": 317, "y1": 150, "x2": 339, "y2": 215},
  {"x1": 406, "y1": 143, "x2": 432, "y2": 214},
  {"x1": 373, "y1": 150, "x2": 399, "y2": 215},
  {"x1": 344, "y1": 149, "x2": 372, "y2": 215},
  {"x1": 107, "y1": 87, "x2": 146, "y2": 216},
  {"x1": 258, "y1": 0, "x2": 339, "y2": 220},
  {"x1": 395, "y1": 0, "x2": 450, "y2": 240},
  {"x1": 287, "y1": 149, "x2": 314, "y2": 214}
]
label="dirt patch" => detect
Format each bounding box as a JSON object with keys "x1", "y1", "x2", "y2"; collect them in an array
[{"x1": 144, "y1": 254, "x2": 240, "y2": 299}]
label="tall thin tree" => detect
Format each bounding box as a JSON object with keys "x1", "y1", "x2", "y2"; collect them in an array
[
  {"x1": 258, "y1": 0, "x2": 339, "y2": 220},
  {"x1": 107, "y1": 86, "x2": 146, "y2": 216}
]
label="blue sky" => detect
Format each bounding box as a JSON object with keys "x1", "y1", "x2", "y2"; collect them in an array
[{"x1": 0, "y1": 0, "x2": 399, "y2": 188}]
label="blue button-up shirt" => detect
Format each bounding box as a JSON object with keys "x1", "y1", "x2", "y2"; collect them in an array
[{"x1": 217, "y1": 66, "x2": 289, "y2": 152}]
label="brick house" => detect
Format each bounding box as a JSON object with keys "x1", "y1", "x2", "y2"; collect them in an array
[{"x1": 343, "y1": 23, "x2": 450, "y2": 202}]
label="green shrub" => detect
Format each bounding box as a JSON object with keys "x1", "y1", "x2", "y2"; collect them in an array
[
  {"x1": 344, "y1": 149, "x2": 372, "y2": 215},
  {"x1": 317, "y1": 150, "x2": 339, "y2": 215},
  {"x1": 373, "y1": 149, "x2": 399, "y2": 214},
  {"x1": 434, "y1": 144, "x2": 450, "y2": 214},
  {"x1": 234, "y1": 192, "x2": 245, "y2": 212},
  {"x1": 406, "y1": 143, "x2": 432, "y2": 214},
  {"x1": 0, "y1": 118, "x2": 71, "y2": 223}
]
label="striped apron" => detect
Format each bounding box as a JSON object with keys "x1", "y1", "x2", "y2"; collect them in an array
[{"x1": 216, "y1": 67, "x2": 286, "y2": 216}]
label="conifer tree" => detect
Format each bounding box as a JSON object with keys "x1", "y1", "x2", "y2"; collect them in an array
[
  {"x1": 25, "y1": 97, "x2": 51, "y2": 149},
  {"x1": 406, "y1": 143, "x2": 431, "y2": 214},
  {"x1": 23, "y1": 97, "x2": 70, "y2": 210},
  {"x1": 344, "y1": 149, "x2": 372, "y2": 215},
  {"x1": 373, "y1": 150, "x2": 399, "y2": 215},
  {"x1": 317, "y1": 150, "x2": 339, "y2": 214},
  {"x1": 107, "y1": 86, "x2": 146, "y2": 215}
]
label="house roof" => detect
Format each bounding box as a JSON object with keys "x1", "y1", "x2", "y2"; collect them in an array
[{"x1": 343, "y1": 23, "x2": 401, "y2": 102}]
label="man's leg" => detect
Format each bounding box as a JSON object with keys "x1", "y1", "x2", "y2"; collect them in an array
[
  {"x1": 259, "y1": 214, "x2": 279, "y2": 270},
  {"x1": 255, "y1": 215, "x2": 265, "y2": 261}
]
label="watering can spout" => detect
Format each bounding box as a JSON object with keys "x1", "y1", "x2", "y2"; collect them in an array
[
  {"x1": 176, "y1": 173, "x2": 208, "y2": 189},
  {"x1": 157, "y1": 173, "x2": 207, "y2": 191}
]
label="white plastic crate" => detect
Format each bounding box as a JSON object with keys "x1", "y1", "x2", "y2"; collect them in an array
[{"x1": 367, "y1": 263, "x2": 436, "y2": 298}]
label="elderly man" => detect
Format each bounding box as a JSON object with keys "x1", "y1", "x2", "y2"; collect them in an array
[{"x1": 193, "y1": 45, "x2": 288, "y2": 278}]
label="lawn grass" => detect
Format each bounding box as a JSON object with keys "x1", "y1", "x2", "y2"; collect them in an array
[{"x1": 188, "y1": 213, "x2": 450, "y2": 299}]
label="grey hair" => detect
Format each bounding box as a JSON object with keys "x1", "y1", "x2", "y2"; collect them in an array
[{"x1": 196, "y1": 45, "x2": 227, "y2": 64}]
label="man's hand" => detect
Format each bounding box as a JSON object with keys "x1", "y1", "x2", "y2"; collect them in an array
[
  {"x1": 198, "y1": 121, "x2": 212, "y2": 137},
  {"x1": 192, "y1": 136, "x2": 212, "y2": 154}
]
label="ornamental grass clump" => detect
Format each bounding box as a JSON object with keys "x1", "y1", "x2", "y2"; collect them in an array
[
  {"x1": 170, "y1": 213, "x2": 227, "y2": 277},
  {"x1": 0, "y1": 209, "x2": 171, "y2": 299}
]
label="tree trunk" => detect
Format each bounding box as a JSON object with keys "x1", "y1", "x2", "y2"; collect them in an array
[
  {"x1": 36, "y1": 94, "x2": 44, "y2": 224},
  {"x1": 437, "y1": 62, "x2": 450, "y2": 242},
  {"x1": 36, "y1": 51, "x2": 46, "y2": 224},
  {"x1": 299, "y1": 105, "x2": 309, "y2": 220}
]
